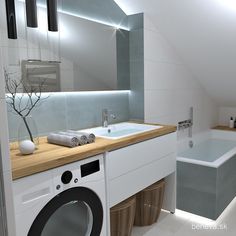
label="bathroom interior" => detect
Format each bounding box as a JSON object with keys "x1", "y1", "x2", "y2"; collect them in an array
[{"x1": 1, "y1": 0, "x2": 236, "y2": 235}]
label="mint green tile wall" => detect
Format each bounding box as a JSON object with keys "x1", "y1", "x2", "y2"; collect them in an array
[
  {"x1": 116, "y1": 29, "x2": 130, "y2": 90},
  {"x1": 6, "y1": 8, "x2": 145, "y2": 140},
  {"x1": 7, "y1": 92, "x2": 129, "y2": 141},
  {"x1": 128, "y1": 13, "x2": 144, "y2": 121}
]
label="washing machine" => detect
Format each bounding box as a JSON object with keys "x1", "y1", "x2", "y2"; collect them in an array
[{"x1": 13, "y1": 154, "x2": 107, "y2": 236}]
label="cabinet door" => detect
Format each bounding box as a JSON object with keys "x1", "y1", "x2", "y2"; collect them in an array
[
  {"x1": 105, "y1": 132, "x2": 176, "y2": 207},
  {"x1": 107, "y1": 133, "x2": 176, "y2": 180},
  {"x1": 108, "y1": 153, "x2": 175, "y2": 207}
]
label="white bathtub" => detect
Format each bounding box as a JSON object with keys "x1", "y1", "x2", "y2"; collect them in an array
[
  {"x1": 177, "y1": 129, "x2": 236, "y2": 168},
  {"x1": 177, "y1": 128, "x2": 236, "y2": 219}
]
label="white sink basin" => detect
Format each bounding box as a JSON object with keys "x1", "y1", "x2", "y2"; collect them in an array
[{"x1": 81, "y1": 122, "x2": 162, "y2": 139}]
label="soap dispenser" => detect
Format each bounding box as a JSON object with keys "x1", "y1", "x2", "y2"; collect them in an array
[{"x1": 230, "y1": 117, "x2": 234, "y2": 128}]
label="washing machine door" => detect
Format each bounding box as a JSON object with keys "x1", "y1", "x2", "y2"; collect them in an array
[{"x1": 28, "y1": 187, "x2": 103, "y2": 236}]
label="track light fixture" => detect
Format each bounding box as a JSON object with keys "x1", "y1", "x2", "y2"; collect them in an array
[
  {"x1": 5, "y1": 0, "x2": 17, "y2": 39},
  {"x1": 5, "y1": 0, "x2": 59, "y2": 39},
  {"x1": 46, "y1": 0, "x2": 58, "y2": 32},
  {"x1": 25, "y1": 0, "x2": 38, "y2": 28}
]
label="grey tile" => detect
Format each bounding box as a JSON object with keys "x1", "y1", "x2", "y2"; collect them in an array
[
  {"x1": 177, "y1": 162, "x2": 217, "y2": 194},
  {"x1": 177, "y1": 157, "x2": 236, "y2": 220},
  {"x1": 117, "y1": 29, "x2": 130, "y2": 90},
  {"x1": 130, "y1": 60, "x2": 144, "y2": 90},
  {"x1": 31, "y1": 94, "x2": 67, "y2": 136},
  {"x1": 216, "y1": 155, "x2": 236, "y2": 217},
  {"x1": 116, "y1": 30, "x2": 130, "y2": 52},
  {"x1": 177, "y1": 186, "x2": 217, "y2": 220},
  {"x1": 7, "y1": 112, "x2": 22, "y2": 141},
  {"x1": 7, "y1": 93, "x2": 67, "y2": 140},
  {"x1": 129, "y1": 89, "x2": 144, "y2": 120},
  {"x1": 65, "y1": 93, "x2": 129, "y2": 130},
  {"x1": 177, "y1": 161, "x2": 218, "y2": 219},
  {"x1": 7, "y1": 92, "x2": 130, "y2": 139},
  {"x1": 128, "y1": 16, "x2": 144, "y2": 121},
  {"x1": 128, "y1": 13, "x2": 144, "y2": 30},
  {"x1": 129, "y1": 29, "x2": 144, "y2": 61}
]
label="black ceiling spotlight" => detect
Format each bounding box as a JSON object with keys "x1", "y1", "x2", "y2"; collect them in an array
[
  {"x1": 25, "y1": 0, "x2": 38, "y2": 28},
  {"x1": 46, "y1": 0, "x2": 58, "y2": 32},
  {"x1": 5, "y1": 0, "x2": 17, "y2": 39}
]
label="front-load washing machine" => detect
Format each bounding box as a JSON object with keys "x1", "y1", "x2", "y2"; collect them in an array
[{"x1": 13, "y1": 154, "x2": 107, "y2": 236}]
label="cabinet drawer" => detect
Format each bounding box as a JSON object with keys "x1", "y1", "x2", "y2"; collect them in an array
[
  {"x1": 108, "y1": 153, "x2": 176, "y2": 207},
  {"x1": 107, "y1": 132, "x2": 176, "y2": 180}
]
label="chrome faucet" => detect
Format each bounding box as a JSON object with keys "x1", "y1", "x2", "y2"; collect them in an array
[{"x1": 102, "y1": 109, "x2": 116, "y2": 127}]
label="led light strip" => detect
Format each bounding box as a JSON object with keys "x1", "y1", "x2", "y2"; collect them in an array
[
  {"x1": 6, "y1": 90, "x2": 130, "y2": 96},
  {"x1": 18, "y1": 0, "x2": 130, "y2": 31}
]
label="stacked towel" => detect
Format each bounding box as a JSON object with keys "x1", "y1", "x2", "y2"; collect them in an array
[
  {"x1": 68, "y1": 130, "x2": 96, "y2": 143},
  {"x1": 47, "y1": 131, "x2": 96, "y2": 147},
  {"x1": 47, "y1": 133, "x2": 79, "y2": 148},
  {"x1": 59, "y1": 132, "x2": 87, "y2": 146}
]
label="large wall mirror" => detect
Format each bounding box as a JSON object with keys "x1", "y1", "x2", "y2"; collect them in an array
[
  {"x1": 5, "y1": 0, "x2": 130, "y2": 92},
  {"x1": 57, "y1": 12, "x2": 130, "y2": 91}
]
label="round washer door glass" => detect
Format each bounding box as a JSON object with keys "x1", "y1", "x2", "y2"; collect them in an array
[
  {"x1": 28, "y1": 187, "x2": 103, "y2": 236},
  {"x1": 42, "y1": 201, "x2": 93, "y2": 236}
]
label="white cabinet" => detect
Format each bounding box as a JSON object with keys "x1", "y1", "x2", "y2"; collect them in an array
[{"x1": 105, "y1": 132, "x2": 176, "y2": 212}]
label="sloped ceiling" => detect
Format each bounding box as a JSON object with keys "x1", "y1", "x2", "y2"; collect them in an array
[
  {"x1": 37, "y1": 0, "x2": 127, "y2": 27},
  {"x1": 115, "y1": 0, "x2": 236, "y2": 106}
]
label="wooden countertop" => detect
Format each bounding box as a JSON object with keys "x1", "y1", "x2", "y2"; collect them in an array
[
  {"x1": 11, "y1": 123, "x2": 176, "y2": 180},
  {"x1": 212, "y1": 125, "x2": 236, "y2": 132}
]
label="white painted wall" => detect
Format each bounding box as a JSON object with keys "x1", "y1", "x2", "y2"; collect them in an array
[
  {"x1": 218, "y1": 107, "x2": 236, "y2": 126},
  {"x1": 143, "y1": 15, "x2": 218, "y2": 150},
  {"x1": 115, "y1": 0, "x2": 236, "y2": 107}
]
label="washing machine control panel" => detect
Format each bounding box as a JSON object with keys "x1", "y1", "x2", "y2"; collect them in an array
[
  {"x1": 61, "y1": 171, "x2": 73, "y2": 184},
  {"x1": 81, "y1": 160, "x2": 100, "y2": 177},
  {"x1": 54, "y1": 155, "x2": 104, "y2": 191}
]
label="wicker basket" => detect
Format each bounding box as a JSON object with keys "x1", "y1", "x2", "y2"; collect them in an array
[
  {"x1": 110, "y1": 196, "x2": 136, "y2": 236},
  {"x1": 134, "y1": 179, "x2": 165, "y2": 226}
]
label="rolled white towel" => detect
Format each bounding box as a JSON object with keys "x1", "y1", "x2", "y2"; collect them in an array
[
  {"x1": 67, "y1": 130, "x2": 96, "y2": 143},
  {"x1": 47, "y1": 133, "x2": 79, "y2": 148},
  {"x1": 59, "y1": 131, "x2": 87, "y2": 146}
]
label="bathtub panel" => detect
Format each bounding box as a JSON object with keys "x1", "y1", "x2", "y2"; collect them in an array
[
  {"x1": 177, "y1": 187, "x2": 216, "y2": 219},
  {"x1": 216, "y1": 154, "x2": 236, "y2": 217},
  {"x1": 177, "y1": 161, "x2": 217, "y2": 219},
  {"x1": 177, "y1": 161, "x2": 217, "y2": 193}
]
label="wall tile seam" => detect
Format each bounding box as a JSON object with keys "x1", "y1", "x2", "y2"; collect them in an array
[
  {"x1": 129, "y1": 59, "x2": 144, "y2": 63},
  {"x1": 143, "y1": 26, "x2": 160, "y2": 34},
  {"x1": 144, "y1": 109, "x2": 175, "y2": 115},
  {"x1": 143, "y1": 26, "x2": 187, "y2": 65},
  {"x1": 143, "y1": 58, "x2": 184, "y2": 66},
  {"x1": 144, "y1": 87, "x2": 202, "y2": 91},
  {"x1": 144, "y1": 114, "x2": 176, "y2": 120},
  {"x1": 143, "y1": 14, "x2": 161, "y2": 33},
  {"x1": 144, "y1": 110, "x2": 210, "y2": 119},
  {"x1": 144, "y1": 88, "x2": 201, "y2": 92},
  {"x1": 143, "y1": 23, "x2": 217, "y2": 107},
  {"x1": 2, "y1": 45, "x2": 28, "y2": 49},
  {"x1": 144, "y1": 59, "x2": 185, "y2": 66}
]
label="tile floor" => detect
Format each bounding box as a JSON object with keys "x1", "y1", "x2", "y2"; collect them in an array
[{"x1": 132, "y1": 197, "x2": 236, "y2": 236}]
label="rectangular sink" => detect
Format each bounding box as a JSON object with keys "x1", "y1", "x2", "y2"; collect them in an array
[{"x1": 81, "y1": 122, "x2": 163, "y2": 139}]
